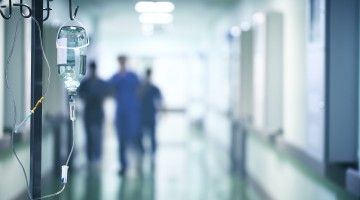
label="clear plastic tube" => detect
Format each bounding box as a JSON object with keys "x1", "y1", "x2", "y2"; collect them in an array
[
  {"x1": 14, "y1": 113, "x2": 32, "y2": 134},
  {"x1": 5, "y1": 16, "x2": 76, "y2": 200},
  {"x1": 11, "y1": 105, "x2": 76, "y2": 200}
]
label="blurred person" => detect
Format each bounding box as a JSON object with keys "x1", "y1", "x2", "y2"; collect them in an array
[
  {"x1": 109, "y1": 55, "x2": 141, "y2": 176},
  {"x1": 79, "y1": 61, "x2": 109, "y2": 165},
  {"x1": 139, "y1": 68, "x2": 162, "y2": 157}
]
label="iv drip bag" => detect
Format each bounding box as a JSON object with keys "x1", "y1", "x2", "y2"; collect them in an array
[{"x1": 56, "y1": 23, "x2": 89, "y2": 94}]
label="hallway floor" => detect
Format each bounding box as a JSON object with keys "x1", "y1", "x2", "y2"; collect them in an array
[
  {"x1": 49, "y1": 113, "x2": 264, "y2": 200},
  {"x1": 17, "y1": 113, "x2": 358, "y2": 200}
]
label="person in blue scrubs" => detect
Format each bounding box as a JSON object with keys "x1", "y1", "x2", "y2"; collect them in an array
[
  {"x1": 79, "y1": 61, "x2": 109, "y2": 165},
  {"x1": 109, "y1": 55, "x2": 141, "y2": 175},
  {"x1": 139, "y1": 68, "x2": 162, "y2": 156}
]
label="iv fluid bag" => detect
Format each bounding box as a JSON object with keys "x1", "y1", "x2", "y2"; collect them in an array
[{"x1": 57, "y1": 26, "x2": 89, "y2": 94}]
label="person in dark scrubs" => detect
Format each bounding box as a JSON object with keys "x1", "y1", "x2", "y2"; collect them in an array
[
  {"x1": 139, "y1": 68, "x2": 162, "y2": 157},
  {"x1": 109, "y1": 55, "x2": 141, "y2": 175},
  {"x1": 79, "y1": 61, "x2": 109, "y2": 165}
]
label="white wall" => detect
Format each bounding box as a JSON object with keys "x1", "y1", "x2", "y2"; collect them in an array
[
  {"x1": 202, "y1": 15, "x2": 234, "y2": 154},
  {"x1": 201, "y1": 0, "x2": 308, "y2": 160},
  {"x1": 0, "y1": 19, "x2": 4, "y2": 138},
  {"x1": 305, "y1": 0, "x2": 326, "y2": 162},
  {"x1": 235, "y1": 0, "x2": 308, "y2": 156},
  {"x1": 4, "y1": 17, "x2": 25, "y2": 130},
  {"x1": 202, "y1": 16, "x2": 233, "y2": 114},
  {"x1": 42, "y1": 25, "x2": 67, "y2": 116},
  {"x1": 239, "y1": 29, "x2": 254, "y2": 122},
  {"x1": 252, "y1": 12, "x2": 283, "y2": 133}
]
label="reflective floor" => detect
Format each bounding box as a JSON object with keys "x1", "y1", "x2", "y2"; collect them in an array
[
  {"x1": 7, "y1": 112, "x2": 357, "y2": 200},
  {"x1": 47, "y1": 113, "x2": 263, "y2": 200}
]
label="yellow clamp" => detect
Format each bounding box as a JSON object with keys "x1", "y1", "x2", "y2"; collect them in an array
[{"x1": 31, "y1": 96, "x2": 45, "y2": 113}]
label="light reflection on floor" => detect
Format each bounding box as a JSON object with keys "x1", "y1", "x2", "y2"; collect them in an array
[
  {"x1": 4, "y1": 109, "x2": 357, "y2": 200},
  {"x1": 8, "y1": 112, "x2": 357, "y2": 200},
  {"x1": 53, "y1": 113, "x2": 259, "y2": 200}
]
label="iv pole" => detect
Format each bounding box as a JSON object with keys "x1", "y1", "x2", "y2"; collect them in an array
[{"x1": 30, "y1": 0, "x2": 43, "y2": 198}]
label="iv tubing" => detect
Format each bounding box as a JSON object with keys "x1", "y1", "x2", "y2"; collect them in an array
[
  {"x1": 11, "y1": 103, "x2": 76, "y2": 200},
  {"x1": 4, "y1": 16, "x2": 75, "y2": 199}
]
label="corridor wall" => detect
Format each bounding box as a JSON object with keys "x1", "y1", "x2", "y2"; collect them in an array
[
  {"x1": 239, "y1": 29, "x2": 253, "y2": 122},
  {"x1": 41, "y1": 24, "x2": 67, "y2": 175},
  {"x1": 42, "y1": 26, "x2": 67, "y2": 116},
  {"x1": 235, "y1": 1, "x2": 360, "y2": 193},
  {"x1": 305, "y1": 0, "x2": 326, "y2": 163},
  {"x1": 252, "y1": 12, "x2": 283, "y2": 134},
  {"x1": 202, "y1": 15, "x2": 235, "y2": 157},
  {"x1": 235, "y1": 0, "x2": 309, "y2": 160},
  {"x1": 4, "y1": 17, "x2": 25, "y2": 131},
  {"x1": 1, "y1": 23, "x2": 68, "y2": 199},
  {"x1": 0, "y1": 19, "x2": 4, "y2": 139}
]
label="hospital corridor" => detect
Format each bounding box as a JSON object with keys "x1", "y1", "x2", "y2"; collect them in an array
[{"x1": 0, "y1": 0, "x2": 360, "y2": 200}]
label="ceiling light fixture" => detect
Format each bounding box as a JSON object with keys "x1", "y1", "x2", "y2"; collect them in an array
[
  {"x1": 139, "y1": 13, "x2": 173, "y2": 24},
  {"x1": 135, "y1": 1, "x2": 175, "y2": 13}
]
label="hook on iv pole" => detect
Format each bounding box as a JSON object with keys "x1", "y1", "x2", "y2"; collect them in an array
[
  {"x1": 69, "y1": 0, "x2": 79, "y2": 20},
  {"x1": 0, "y1": 0, "x2": 79, "y2": 20}
]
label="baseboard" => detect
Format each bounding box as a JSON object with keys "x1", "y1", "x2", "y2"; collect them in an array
[
  {"x1": 275, "y1": 136, "x2": 326, "y2": 176},
  {"x1": 249, "y1": 128, "x2": 359, "y2": 198},
  {"x1": 249, "y1": 128, "x2": 326, "y2": 175},
  {"x1": 247, "y1": 126, "x2": 279, "y2": 145}
]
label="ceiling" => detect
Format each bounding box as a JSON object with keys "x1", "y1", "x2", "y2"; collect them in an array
[{"x1": 76, "y1": 0, "x2": 238, "y2": 17}]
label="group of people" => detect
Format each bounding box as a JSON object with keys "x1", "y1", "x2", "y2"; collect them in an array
[{"x1": 78, "y1": 55, "x2": 162, "y2": 175}]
